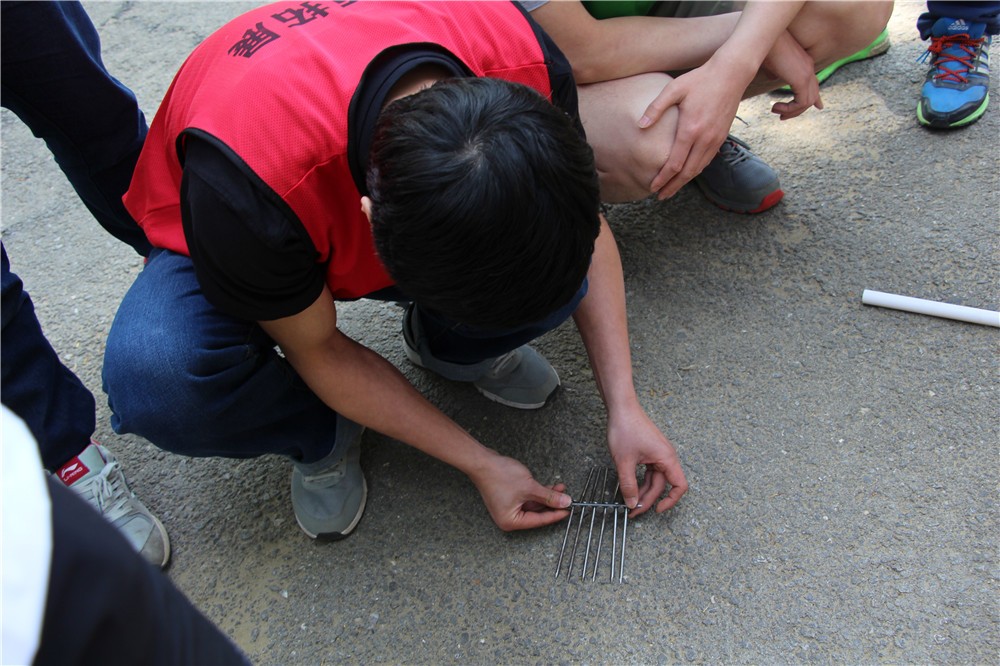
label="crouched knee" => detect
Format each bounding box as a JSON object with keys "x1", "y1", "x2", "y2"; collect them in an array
[{"x1": 102, "y1": 320, "x2": 253, "y2": 451}]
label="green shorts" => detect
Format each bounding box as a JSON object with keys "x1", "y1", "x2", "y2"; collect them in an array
[{"x1": 582, "y1": 1, "x2": 737, "y2": 20}]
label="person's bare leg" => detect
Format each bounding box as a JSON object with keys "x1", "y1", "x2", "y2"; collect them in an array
[
  {"x1": 745, "y1": 0, "x2": 895, "y2": 96},
  {"x1": 578, "y1": 72, "x2": 681, "y2": 203}
]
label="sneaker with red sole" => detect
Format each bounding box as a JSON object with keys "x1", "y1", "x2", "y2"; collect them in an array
[{"x1": 694, "y1": 135, "x2": 783, "y2": 214}]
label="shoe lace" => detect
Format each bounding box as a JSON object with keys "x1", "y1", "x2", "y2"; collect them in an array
[
  {"x1": 919, "y1": 34, "x2": 987, "y2": 83},
  {"x1": 303, "y1": 460, "x2": 346, "y2": 484},
  {"x1": 719, "y1": 138, "x2": 751, "y2": 167},
  {"x1": 77, "y1": 461, "x2": 135, "y2": 522},
  {"x1": 486, "y1": 350, "x2": 519, "y2": 378}
]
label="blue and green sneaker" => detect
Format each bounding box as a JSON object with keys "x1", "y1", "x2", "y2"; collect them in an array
[{"x1": 917, "y1": 18, "x2": 992, "y2": 129}]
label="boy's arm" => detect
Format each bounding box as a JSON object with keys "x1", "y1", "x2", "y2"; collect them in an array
[
  {"x1": 259, "y1": 291, "x2": 573, "y2": 531},
  {"x1": 572, "y1": 214, "x2": 688, "y2": 514},
  {"x1": 638, "y1": 1, "x2": 820, "y2": 198},
  {"x1": 530, "y1": 1, "x2": 742, "y2": 83}
]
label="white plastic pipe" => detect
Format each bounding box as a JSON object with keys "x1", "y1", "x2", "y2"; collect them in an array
[{"x1": 862, "y1": 289, "x2": 1000, "y2": 328}]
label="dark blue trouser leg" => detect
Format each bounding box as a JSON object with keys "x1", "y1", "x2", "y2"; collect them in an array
[
  {"x1": 410, "y1": 280, "x2": 588, "y2": 365},
  {"x1": 34, "y1": 479, "x2": 249, "y2": 666},
  {"x1": 920, "y1": 1, "x2": 1000, "y2": 38},
  {"x1": 0, "y1": 0, "x2": 151, "y2": 256},
  {"x1": 1, "y1": 2, "x2": 152, "y2": 468},
  {"x1": 1, "y1": 246, "x2": 95, "y2": 470}
]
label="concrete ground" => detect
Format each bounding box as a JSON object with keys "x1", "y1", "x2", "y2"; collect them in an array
[{"x1": 2, "y1": 1, "x2": 997, "y2": 663}]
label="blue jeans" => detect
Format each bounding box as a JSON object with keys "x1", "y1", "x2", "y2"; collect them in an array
[
  {"x1": 920, "y1": 2, "x2": 1000, "y2": 38},
  {"x1": 102, "y1": 250, "x2": 584, "y2": 464},
  {"x1": 1, "y1": 1, "x2": 149, "y2": 469}
]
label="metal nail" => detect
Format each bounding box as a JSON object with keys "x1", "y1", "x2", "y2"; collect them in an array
[
  {"x1": 555, "y1": 466, "x2": 628, "y2": 583},
  {"x1": 591, "y1": 469, "x2": 612, "y2": 581},
  {"x1": 565, "y1": 467, "x2": 597, "y2": 578}
]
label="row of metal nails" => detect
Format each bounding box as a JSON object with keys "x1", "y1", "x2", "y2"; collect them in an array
[{"x1": 554, "y1": 467, "x2": 628, "y2": 583}]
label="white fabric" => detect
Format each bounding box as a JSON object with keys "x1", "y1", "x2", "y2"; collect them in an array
[{"x1": 1, "y1": 405, "x2": 53, "y2": 666}]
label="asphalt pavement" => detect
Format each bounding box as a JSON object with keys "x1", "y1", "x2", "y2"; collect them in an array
[{"x1": 1, "y1": 1, "x2": 997, "y2": 664}]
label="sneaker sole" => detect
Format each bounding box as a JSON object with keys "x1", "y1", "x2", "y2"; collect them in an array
[
  {"x1": 917, "y1": 93, "x2": 990, "y2": 128},
  {"x1": 816, "y1": 28, "x2": 891, "y2": 85},
  {"x1": 403, "y1": 336, "x2": 429, "y2": 370},
  {"x1": 149, "y1": 511, "x2": 172, "y2": 569},
  {"x1": 295, "y1": 476, "x2": 368, "y2": 541},
  {"x1": 474, "y1": 380, "x2": 558, "y2": 410},
  {"x1": 697, "y1": 182, "x2": 785, "y2": 215}
]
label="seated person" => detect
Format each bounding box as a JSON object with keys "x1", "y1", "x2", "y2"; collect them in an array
[{"x1": 523, "y1": 0, "x2": 894, "y2": 211}]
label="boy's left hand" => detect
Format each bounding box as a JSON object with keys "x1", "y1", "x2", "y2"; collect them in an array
[{"x1": 607, "y1": 402, "x2": 688, "y2": 517}]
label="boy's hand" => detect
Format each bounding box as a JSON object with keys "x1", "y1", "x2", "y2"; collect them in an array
[
  {"x1": 762, "y1": 30, "x2": 823, "y2": 120},
  {"x1": 470, "y1": 454, "x2": 572, "y2": 531},
  {"x1": 638, "y1": 59, "x2": 749, "y2": 200},
  {"x1": 607, "y1": 402, "x2": 688, "y2": 517}
]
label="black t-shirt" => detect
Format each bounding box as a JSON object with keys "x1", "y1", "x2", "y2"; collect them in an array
[{"x1": 181, "y1": 34, "x2": 580, "y2": 322}]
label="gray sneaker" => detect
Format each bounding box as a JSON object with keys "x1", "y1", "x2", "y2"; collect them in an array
[
  {"x1": 291, "y1": 415, "x2": 367, "y2": 540},
  {"x1": 402, "y1": 305, "x2": 559, "y2": 409},
  {"x1": 56, "y1": 441, "x2": 171, "y2": 569},
  {"x1": 694, "y1": 135, "x2": 783, "y2": 214}
]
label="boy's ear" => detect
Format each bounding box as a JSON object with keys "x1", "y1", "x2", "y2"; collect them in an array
[{"x1": 360, "y1": 196, "x2": 373, "y2": 224}]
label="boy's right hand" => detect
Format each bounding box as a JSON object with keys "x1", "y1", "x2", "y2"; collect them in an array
[
  {"x1": 470, "y1": 454, "x2": 572, "y2": 531},
  {"x1": 639, "y1": 60, "x2": 748, "y2": 199}
]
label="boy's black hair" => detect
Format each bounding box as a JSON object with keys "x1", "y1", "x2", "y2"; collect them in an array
[{"x1": 367, "y1": 77, "x2": 600, "y2": 329}]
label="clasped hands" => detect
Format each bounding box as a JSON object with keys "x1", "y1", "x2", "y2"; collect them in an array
[{"x1": 639, "y1": 29, "x2": 822, "y2": 200}]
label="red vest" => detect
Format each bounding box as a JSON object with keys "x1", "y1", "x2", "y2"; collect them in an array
[{"x1": 124, "y1": 0, "x2": 553, "y2": 299}]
